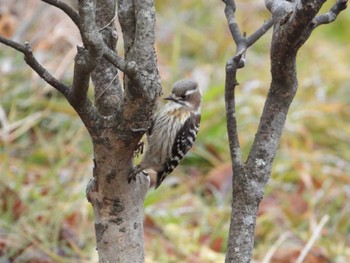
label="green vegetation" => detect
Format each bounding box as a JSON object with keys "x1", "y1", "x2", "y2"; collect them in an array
[{"x1": 1, "y1": 0, "x2": 349, "y2": 262}]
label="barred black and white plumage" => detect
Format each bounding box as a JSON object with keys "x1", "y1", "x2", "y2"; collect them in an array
[
  {"x1": 156, "y1": 112, "x2": 200, "y2": 187},
  {"x1": 129, "y1": 79, "x2": 201, "y2": 189}
]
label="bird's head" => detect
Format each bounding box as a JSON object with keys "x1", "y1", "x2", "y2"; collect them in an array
[{"x1": 164, "y1": 79, "x2": 201, "y2": 112}]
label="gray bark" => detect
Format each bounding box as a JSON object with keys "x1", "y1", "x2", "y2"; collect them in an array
[
  {"x1": 223, "y1": 0, "x2": 347, "y2": 262},
  {"x1": 80, "y1": 0, "x2": 161, "y2": 262},
  {"x1": 1, "y1": 0, "x2": 346, "y2": 262},
  {"x1": 0, "y1": 0, "x2": 161, "y2": 262}
]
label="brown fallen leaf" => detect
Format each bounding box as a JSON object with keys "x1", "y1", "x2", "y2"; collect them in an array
[{"x1": 271, "y1": 247, "x2": 331, "y2": 263}]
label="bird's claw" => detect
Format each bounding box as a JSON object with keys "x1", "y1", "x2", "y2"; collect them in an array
[
  {"x1": 128, "y1": 167, "x2": 148, "y2": 184},
  {"x1": 128, "y1": 172, "x2": 137, "y2": 183}
]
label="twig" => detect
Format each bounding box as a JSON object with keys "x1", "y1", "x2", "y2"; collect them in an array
[
  {"x1": 0, "y1": 36, "x2": 70, "y2": 97},
  {"x1": 70, "y1": 0, "x2": 107, "y2": 105},
  {"x1": 246, "y1": 18, "x2": 274, "y2": 47},
  {"x1": 222, "y1": 0, "x2": 273, "y2": 168},
  {"x1": 224, "y1": 53, "x2": 244, "y2": 170},
  {"x1": 312, "y1": 0, "x2": 348, "y2": 28},
  {"x1": 223, "y1": 0, "x2": 242, "y2": 44},
  {"x1": 121, "y1": 0, "x2": 160, "y2": 98},
  {"x1": 117, "y1": 0, "x2": 136, "y2": 60},
  {"x1": 77, "y1": 0, "x2": 139, "y2": 81},
  {"x1": 296, "y1": 215, "x2": 329, "y2": 263},
  {"x1": 41, "y1": 0, "x2": 80, "y2": 28},
  {"x1": 0, "y1": 36, "x2": 98, "y2": 129},
  {"x1": 102, "y1": 45, "x2": 128, "y2": 72},
  {"x1": 223, "y1": 0, "x2": 273, "y2": 65},
  {"x1": 78, "y1": 0, "x2": 103, "y2": 60},
  {"x1": 0, "y1": 35, "x2": 26, "y2": 52},
  {"x1": 71, "y1": 46, "x2": 93, "y2": 105}
]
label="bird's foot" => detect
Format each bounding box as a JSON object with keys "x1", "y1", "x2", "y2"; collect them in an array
[
  {"x1": 128, "y1": 169, "x2": 138, "y2": 183},
  {"x1": 128, "y1": 165, "x2": 148, "y2": 183}
]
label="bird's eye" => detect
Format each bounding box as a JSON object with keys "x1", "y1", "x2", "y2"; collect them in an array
[{"x1": 180, "y1": 95, "x2": 186, "y2": 99}]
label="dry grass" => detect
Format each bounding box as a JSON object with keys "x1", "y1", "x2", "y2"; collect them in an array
[{"x1": 1, "y1": 0, "x2": 349, "y2": 262}]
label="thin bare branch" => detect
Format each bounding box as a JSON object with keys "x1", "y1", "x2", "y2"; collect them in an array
[
  {"x1": 102, "y1": 45, "x2": 128, "y2": 72},
  {"x1": 78, "y1": 0, "x2": 103, "y2": 63},
  {"x1": 221, "y1": 0, "x2": 274, "y2": 177},
  {"x1": 246, "y1": 18, "x2": 274, "y2": 47},
  {"x1": 90, "y1": 0, "x2": 123, "y2": 115},
  {"x1": 119, "y1": 0, "x2": 161, "y2": 100},
  {"x1": 42, "y1": 0, "x2": 131, "y2": 77},
  {"x1": 222, "y1": 0, "x2": 346, "y2": 262},
  {"x1": 131, "y1": 0, "x2": 158, "y2": 73},
  {"x1": 223, "y1": 0, "x2": 242, "y2": 44},
  {"x1": 222, "y1": 3, "x2": 274, "y2": 259},
  {"x1": 0, "y1": 36, "x2": 98, "y2": 130},
  {"x1": 69, "y1": 0, "x2": 105, "y2": 106},
  {"x1": 77, "y1": 0, "x2": 135, "y2": 114},
  {"x1": 77, "y1": 0, "x2": 142, "y2": 82},
  {"x1": 247, "y1": 0, "x2": 348, "y2": 176},
  {"x1": 0, "y1": 35, "x2": 27, "y2": 53},
  {"x1": 71, "y1": 46, "x2": 92, "y2": 105},
  {"x1": 225, "y1": 53, "x2": 245, "y2": 170},
  {"x1": 312, "y1": 0, "x2": 348, "y2": 28},
  {"x1": 117, "y1": 0, "x2": 136, "y2": 57},
  {"x1": 0, "y1": 36, "x2": 70, "y2": 97},
  {"x1": 223, "y1": 0, "x2": 273, "y2": 67},
  {"x1": 41, "y1": 0, "x2": 80, "y2": 28}
]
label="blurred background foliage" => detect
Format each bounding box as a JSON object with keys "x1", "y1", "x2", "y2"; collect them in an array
[{"x1": 0, "y1": 0, "x2": 349, "y2": 262}]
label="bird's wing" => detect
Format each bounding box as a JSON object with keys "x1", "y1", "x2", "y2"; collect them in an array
[{"x1": 155, "y1": 113, "x2": 201, "y2": 188}]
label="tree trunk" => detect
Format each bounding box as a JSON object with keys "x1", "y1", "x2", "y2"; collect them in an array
[
  {"x1": 83, "y1": 0, "x2": 161, "y2": 261},
  {"x1": 87, "y1": 136, "x2": 149, "y2": 262},
  {"x1": 0, "y1": 0, "x2": 162, "y2": 259},
  {"x1": 81, "y1": 0, "x2": 161, "y2": 261},
  {"x1": 223, "y1": 0, "x2": 347, "y2": 262}
]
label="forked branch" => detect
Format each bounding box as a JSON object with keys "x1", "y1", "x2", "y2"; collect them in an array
[
  {"x1": 223, "y1": 0, "x2": 273, "y2": 67},
  {"x1": 312, "y1": 0, "x2": 348, "y2": 28},
  {"x1": 222, "y1": 0, "x2": 273, "y2": 170},
  {"x1": 79, "y1": 0, "x2": 143, "y2": 86},
  {"x1": 222, "y1": 0, "x2": 347, "y2": 263}
]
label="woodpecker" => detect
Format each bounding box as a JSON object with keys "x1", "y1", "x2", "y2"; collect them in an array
[{"x1": 129, "y1": 79, "x2": 201, "y2": 189}]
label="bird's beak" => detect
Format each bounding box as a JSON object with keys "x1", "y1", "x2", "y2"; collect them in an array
[{"x1": 164, "y1": 94, "x2": 177, "y2": 102}]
